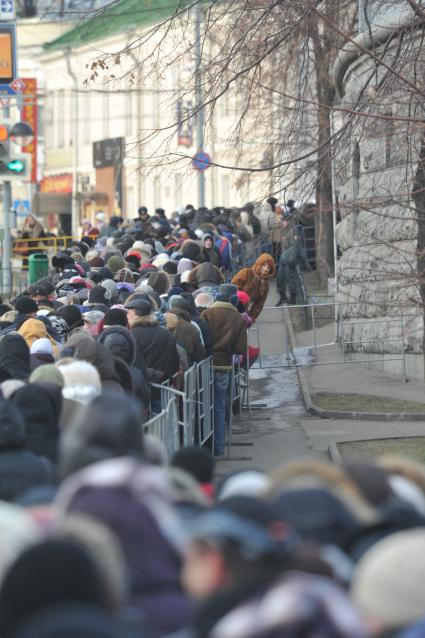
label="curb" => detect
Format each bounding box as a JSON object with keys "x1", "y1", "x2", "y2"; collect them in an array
[
  {"x1": 328, "y1": 442, "x2": 342, "y2": 463},
  {"x1": 284, "y1": 307, "x2": 425, "y2": 422}
]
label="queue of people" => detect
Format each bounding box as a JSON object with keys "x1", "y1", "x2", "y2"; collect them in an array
[
  {"x1": 0, "y1": 205, "x2": 275, "y2": 458},
  {"x1": 0, "y1": 206, "x2": 421, "y2": 637}
]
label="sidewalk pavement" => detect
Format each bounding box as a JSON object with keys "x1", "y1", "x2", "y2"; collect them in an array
[
  {"x1": 292, "y1": 321, "x2": 425, "y2": 419},
  {"x1": 216, "y1": 283, "x2": 425, "y2": 476}
]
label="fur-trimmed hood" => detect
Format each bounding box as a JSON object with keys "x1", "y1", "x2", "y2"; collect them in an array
[
  {"x1": 130, "y1": 314, "x2": 158, "y2": 328},
  {"x1": 266, "y1": 459, "x2": 377, "y2": 525},
  {"x1": 189, "y1": 262, "x2": 225, "y2": 287},
  {"x1": 98, "y1": 325, "x2": 137, "y2": 366},
  {"x1": 252, "y1": 253, "x2": 275, "y2": 279}
]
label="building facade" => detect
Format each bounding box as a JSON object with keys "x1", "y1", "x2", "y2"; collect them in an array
[{"x1": 334, "y1": 0, "x2": 425, "y2": 379}]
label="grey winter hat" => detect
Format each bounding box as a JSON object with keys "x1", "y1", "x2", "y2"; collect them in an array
[
  {"x1": 218, "y1": 284, "x2": 238, "y2": 303},
  {"x1": 101, "y1": 279, "x2": 118, "y2": 302}
]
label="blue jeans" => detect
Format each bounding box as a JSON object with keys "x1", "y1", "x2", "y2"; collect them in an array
[{"x1": 213, "y1": 370, "x2": 231, "y2": 456}]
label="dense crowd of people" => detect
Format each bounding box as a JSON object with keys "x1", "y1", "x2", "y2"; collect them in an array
[{"x1": 0, "y1": 204, "x2": 420, "y2": 638}]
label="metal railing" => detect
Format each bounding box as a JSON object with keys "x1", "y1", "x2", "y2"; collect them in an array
[
  {"x1": 196, "y1": 357, "x2": 214, "y2": 446},
  {"x1": 248, "y1": 302, "x2": 409, "y2": 380},
  {"x1": 143, "y1": 398, "x2": 180, "y2": 457}
]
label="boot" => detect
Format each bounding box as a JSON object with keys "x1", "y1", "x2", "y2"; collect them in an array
[
  {"x1": 290, "y1": 293, "x2": 297, "y2": 305},
  {"x1": 275, "y1": 294, "x2": 286, "y2": 307}
]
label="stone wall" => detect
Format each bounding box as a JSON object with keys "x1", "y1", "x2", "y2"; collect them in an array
[{"x1": 334, "y1": 25, "x2": 425, "y2": 378}]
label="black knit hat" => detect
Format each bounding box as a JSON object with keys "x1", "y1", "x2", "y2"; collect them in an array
[
  {"x1": 57, "y1": 304, "x2": 83, "y2": 329},
  {"x1": 103, "y1": 308, "x2": 128, "y2": 327},
  {"x1": 0, "y1": 539, "x2": 112, "y2": 637},
  {"x1": 14, "y1": 296, "x2": 38, "y2": 315},
  {"x1": 88, "y1": 285, "x2": 109, "y2": 306}
]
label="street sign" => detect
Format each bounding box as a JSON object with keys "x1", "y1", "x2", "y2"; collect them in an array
[
  {"x1": 10, "y1": 77, "x2": 24, "y2": 92},
  {"x1": 0, "y1": 84, "x2": 14, "y2": 95},
  {"x1": 0, "y1": 24, "x2": 16, "y2": 84},
  {"x1": 0, "y1": 0, "x2": 15, "y2": 21},
  {"x1": 13, "y1": 198, "x2": 30, "y2": 217},
  {"x1": 192, "y1": 150, "x2": 211, "y2": 172},
  {"x1": 93, "y1": 137, "x2": 124, "y2": 168}
]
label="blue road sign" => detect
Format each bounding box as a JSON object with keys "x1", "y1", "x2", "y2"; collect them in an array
[
  {"x1": 13, "y1": 198, "x2": 30, "y2": 217},
  {"x1": 0, "y1": 84, "x2": 15, "y2": 96},
  {"x1": 0, "y1": 0, "x2": 15, "y2": 19},
  {"x1": 192, "y1": 150, "x2": 211, "y2": 172}
]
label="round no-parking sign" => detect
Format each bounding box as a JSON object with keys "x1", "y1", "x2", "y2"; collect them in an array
[{"x1": 192, "y1": 151, "x2": 211, "y2": 171}]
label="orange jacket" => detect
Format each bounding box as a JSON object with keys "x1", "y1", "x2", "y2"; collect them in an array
[{"x1": 231, "y1": 253, "x2": 275, "y2": 320}]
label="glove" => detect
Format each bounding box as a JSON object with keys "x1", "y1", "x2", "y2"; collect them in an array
[{"x1": 241, "y1": 311, "x2": 254, "y2": 328}]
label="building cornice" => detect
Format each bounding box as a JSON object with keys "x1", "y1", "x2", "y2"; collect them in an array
[{"x1": 334, "y1": 9, "x2": 423, "y2": 98}]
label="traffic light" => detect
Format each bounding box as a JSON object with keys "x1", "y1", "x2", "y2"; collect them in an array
[{"x1": 0, "y1": 122, "x2": 31, "y2": 180}]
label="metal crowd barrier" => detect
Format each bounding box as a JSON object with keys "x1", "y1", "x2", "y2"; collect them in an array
[
  {"x1": 148, "y1": 365, "x2": 197, "y2": 446},
  {"x1": 145, "y1": 356, "x2": 216, "y2": 454},
  {"x1": 196, "y1": 357, "x2": 214, "y2": 446},
  {"x1": 143, "y1": 398, "x2": 180, "y2": 457}
]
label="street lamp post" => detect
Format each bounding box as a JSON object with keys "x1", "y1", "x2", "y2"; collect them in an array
[{"x1": 194, "y1": 4, "x2": 205, "y2": 208}]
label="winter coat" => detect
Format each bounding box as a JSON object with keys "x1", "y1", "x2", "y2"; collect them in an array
[
  {"x1": 202, "y1": 247, "x2": 220, "y2": 267},
  {"x1": 11, "y1": 384, "x2": 61, "y2": 462},
  {"x1": 57, "y1": 458, "x2": 193, "y2": 637},
  {"x1": 130, "y1": 314, "x2": 180, "y2": 382},
  {"x1": 0, "y1": 333, "x2": 31, "y2": 380},
  {"x1": 214, "y1": 235, "x2": 232, "y2": 270},
  {"x1": 18, "y1": 319, "x2": 59, "y2": 357},
  {"x1": 201, "y1": 302, "x2": 247, "y2": 368},
  {"x1": 231, "y1": 254, "x2": 275, "y2": 320},
  {"x1": 165, "y1": 308, "x2": 206, "y2": 365},
  {"x1": 188, "y1": 263, "x2": 225, "y2": 289},
  {"x1": 192, "y1": 573, "x2": 365, "y2": 638},
  {"x1": 0, "y1": 403, "x2": 56, "y2": 501},
  {"x1": 192, "y1": 317, "x2": 214, "y2": 357},
  {"x1": 30, "y1": 353, "x2": 55, "y2": 372},
  {"x1": 59, "y1": 395, "x2": 145, "y2": 478},
  {"x1": 258, "y1": 201, "x2": 276, "y2": 234},
  {"x1": 98, "y1": 326, "x2": 151, "y2": 406}
]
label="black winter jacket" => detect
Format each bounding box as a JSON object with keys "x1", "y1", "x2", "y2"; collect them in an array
[
  {"x1": 130, "y1": 314, "x2": 180, "y2": 382},
  {"x1": 0, "y1": 402, "x2": 56, "y2": 501}
]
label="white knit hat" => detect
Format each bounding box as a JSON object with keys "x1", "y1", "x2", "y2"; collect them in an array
[
  {"x1": 177, "y1": 258, "x2": 193, "y2": 274},
  {"x1": 30, "y1": 337, "x2": 53, "y2": 356},
  {"x1": 351, "y1": 529, "x2": 425, "y2": 629}
]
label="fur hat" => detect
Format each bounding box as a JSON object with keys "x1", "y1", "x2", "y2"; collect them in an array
[
  {"x1": 181, "y1": 240, "x2": 202, "y2": 263},
  {"x1": 147, "y1": 271, "x2": 170, "y2": 295},
  {"x1": 57, "y1": 360, "x2": 101, "y2": 405}
]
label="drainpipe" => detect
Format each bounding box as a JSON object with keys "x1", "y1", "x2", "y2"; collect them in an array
[
  {"x1": 127, "y1": 39, "x2": 143, "y2": 207},
  {"x1": 65, "y1": 49, "x2": 79, "y2": 237}
]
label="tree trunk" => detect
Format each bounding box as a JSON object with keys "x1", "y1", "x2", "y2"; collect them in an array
[
  {"x1": 311, "y1": 24, "x2": 335, "y2": 285},
  {"x1": 412, "y1": 128, "x2": 425, "y2": 371}
]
